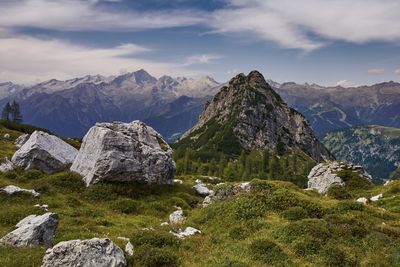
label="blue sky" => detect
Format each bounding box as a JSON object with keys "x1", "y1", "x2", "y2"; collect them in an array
[{"x1": 0, "y1": 0, "x2": 400, "y2": 86}]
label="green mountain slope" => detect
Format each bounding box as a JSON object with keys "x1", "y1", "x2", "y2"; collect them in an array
[{"x1": 323, "y1": 125, "x2": 400, "y2": 181}]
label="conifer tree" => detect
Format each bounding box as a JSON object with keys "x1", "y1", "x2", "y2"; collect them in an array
[
  {"x1": 1, "y1": 102, "x2": 11, "y2": 121},
  {"x1": 10, "y1": 101, "x2": 22, "y2": 123}
]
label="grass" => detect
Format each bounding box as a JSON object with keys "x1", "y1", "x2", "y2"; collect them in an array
[{"x1": 1, "y1": 126, "x2": 400, "y2": 266}]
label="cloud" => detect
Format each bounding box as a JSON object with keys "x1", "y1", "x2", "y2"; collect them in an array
[
  {"x1": 395, "y1": 69, "x2": 400, "y2": 75},
  {"x1": 368, "y1": 68, "x2": 385, "y2": 75},
  {"x1": 0, "y1": 35, "x2": 199, "y2": 84},
  {"x1": 334, "y1": 80, "x2": 354, "y2": 87},
  {"x1": 184, "y1": 54, "x2": 223, "y2": 65},
  {"x1": 0, "y1": 0, "x2": 205, "y2": 32},
  {"x1": 208, "y1": 0, "x2": 400, "y2": 51}
]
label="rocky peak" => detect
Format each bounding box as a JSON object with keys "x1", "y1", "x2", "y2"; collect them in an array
[{"x1": 179, "y1": 70, "x2": 333, "y2": 162}]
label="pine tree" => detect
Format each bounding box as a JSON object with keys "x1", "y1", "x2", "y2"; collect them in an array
[
  {"x1": 1, "y1": 102, "x2": 11, "y2": 121},
  {"x1": 10, "y1": 101, "x2": 22, "y2": 123}
]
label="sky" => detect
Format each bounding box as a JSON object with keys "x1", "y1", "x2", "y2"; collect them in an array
[{"x1": 0, "y1": 0, "x2": 400, "y2": 86}]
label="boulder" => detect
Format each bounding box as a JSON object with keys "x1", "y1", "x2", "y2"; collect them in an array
[
  {"x1": 0, "y1": 212, "x2": 58, "y2": 247},
  {"x1": 169, "y1": 207, "x2": 186, "y2": 224},
  {"x1": 11, "y1": 131, "x2": 78, "y2": 174},
  {"x1": 193, "y1": 182, "x2": 212, "y2": 196},
  {"x1": 1, "y1": 185, "x2": 40, "y2": 197},
  {"x1": 3, "y1": 133, "x2": 10, "y2": 139},
  {"x1": 0, "y1": 158, "x2": 14, "y2": 172},
  {"x1": 170, "y1": 227, "x2": 201, "y2": 239},
  {"x1": 356, "y1": 197, "x2": 368, "y2": 204},
  {"x1": 307, "y1": 161, "x2": 372, "y2": 194},
  {"x1": 42, "y1": 238, "x2": 127, "y2": 267},
  {"x1": 14, "y1": 134, "x2": 30, "y2": 148},
  {"x1": 70, "y1": 121, "x2": 176, "y2": 186}
]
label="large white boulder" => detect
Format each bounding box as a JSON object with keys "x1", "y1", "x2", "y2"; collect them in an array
[
  {"x1": 169, "y1": 207, "x2": 186, "y2": 224},
  {"x1": 71, "y1": 121, "x2": 176, "y2": 186},
  {"x1": 42, "y1": 238, "x2": 127, "y2": 267},
  {"x1": 0, "y1": 212, "x2": 58, "y2": 247},
  {"x1": 170, "y1": 227, "x2": 201, "y2": 239},
  {"x1": 11, "y1": 131, "x2": 78, "y2": 174},
  {"x1": 307, "y1": 161, "x2": 372, "y2": 194}
]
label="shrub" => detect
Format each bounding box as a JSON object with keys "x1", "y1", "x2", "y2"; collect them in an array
[
  {"x1": 327, "y1": 185, "x2": 352, "y2": 200},
  {"x1": 292, "y1": 236, "x2": 321, "y2": 257},
  {"x1": 249, "y1": 239, "x2": 288, "y2": 265},
  {"x1": 110, "y1": 198, "x2": 140, "y2": 214},
  {"x1": 133, "y1": 246, "x2": 179, "y2": 267},
  {"x1": 234, "y1": 196, "x2": 267, "y2": 220},
  {"x1": 325, "y1": 214, "x2": 368, "y2": 238},
  {"x1": 328, "y1": 200, "x2": 364, "y2": 213},
  {"x1": 337, "y1": 170, "x2": 373, "y2": 190},
  {"x1": 229, "y1": 226, "x2": 249, "y2": 240},
  {"x1": 131, "y1": 230, "x2": 180, "y2": 248},
  {"x1": 282, "y1": 207, "x2": 308, "y2": 221},
  {"x1": 276, "y1": 219, "x2": 331, "y2": 243},
  {"x1": 22, "y1": 169, "x2": 43, "y2": 180},
  {"x1": 83, "y1": 184, "x2": 117, "y2": 201},
  {"x1": 320, "y1": 242, "x2": 358, "y2": 267},
  {"x1": 45, "y1": 172, "x2": 85, "y2": 193}
]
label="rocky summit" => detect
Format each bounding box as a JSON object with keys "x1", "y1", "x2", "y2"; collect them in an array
[
  {"x1": 71, "y1": 120, "x2": 176, "y2": 186},
  {"x1": 179, "y1": 71, "x2": 333, "y2": 162}
]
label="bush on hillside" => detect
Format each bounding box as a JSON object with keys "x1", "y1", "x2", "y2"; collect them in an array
[
  {"x1": 133, "y1": 245, "x2": 179, "y2": 267},
  {"x1": 337, "y1": 170, "x2": 373, "y2": 190},
  {"x1": 327, "y1": 184, "x2": 352, "y2": 200},
  {"x1": 109, "y1": 198, "x2": 140, "y2": 214},
  {"x1": 249, "y1": 239, "x2": 289, "y2": 265},
  {"x1": 131, "y1": 230, "x2": 181, "y2": 248},
  {"x1": 282, "y1": 206, "x2": 309, "y2": 221}
]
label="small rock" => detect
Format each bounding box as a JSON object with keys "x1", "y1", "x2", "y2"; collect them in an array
[
  {"x1": 42, "y1": 238, "x2": 127, "y2": 267},
  {"x1": 169, "y1": 207, "x2": 186, "y2": 224},
  {"x1": 160, "y1": 222, "x2": 169, "y2": 226},
  {"x1": 34, "y1": 204, "x2": 49, "y2": 211},
  {"x1": 356, "y1": 197, "x2": 368, "y2": 204},
  {"x1": 3, "y1": 133, "x2": 10, "y2": 139},
  {"x1": 1, "y1": 185, "x2": 40, "y2": 197},
  {"x1": 170, "y1": 227, "x2": 201, "y2": 239},
  {"x1": 194, "y1": 183, "x2": 212, "y2": 196},
  {"x1": 125, "y1": 241, "x2": 134, "y2": 256},
  {"x1": 0, "y1": 212, "x2": 58, "y2": 247},
  {"x1": 173, "y1": 179, "x2": 183, "y2": 184},
  {"x1": 0, "y1": 158, "x2": 14, "y2": 172},
  {"x1": 384, "y1": 180, "x2": 392, "y2": 186},
  {"x1": 202, "y1": 196, "x2": 214, "y2": 207},
  {"x1": 370, "y1": 193, "x2": 383, "y2": 202}
]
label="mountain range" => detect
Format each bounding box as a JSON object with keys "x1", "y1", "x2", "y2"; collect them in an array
[{"x1": 1, "y1": 70, "x2": 400, "y2": 143}]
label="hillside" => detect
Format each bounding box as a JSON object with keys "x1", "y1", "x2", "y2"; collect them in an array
[{"x1": 323, "y1": 125, "x2": 400, "y2": 181}]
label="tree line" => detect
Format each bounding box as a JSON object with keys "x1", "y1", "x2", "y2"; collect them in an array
[{"x1": 1, "y1": 101, "x2": 23, "y2": 123}]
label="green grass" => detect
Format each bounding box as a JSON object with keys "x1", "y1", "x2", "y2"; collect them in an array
[{"x1": 1, "y1": 127, "x2": 400, "y2": 266}]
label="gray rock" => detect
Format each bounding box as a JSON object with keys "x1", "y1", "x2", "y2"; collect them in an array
[
  {"x1": 193, "y1": 182, "x2": 212, "y2": 196},
  {"x1": 0, "y1": 212, "x2": 58, "y2": 247},
  {"x1": 307, "y1": 161, "x2": 372, "y2": 194},
  {"x1": 14, "y1": 134, "x2": 30, "y2": 148},
  {"x1": 169, "y1": 207, "x2": 186, "y2": 224},
  {"x1": 1, "y1": 185, "x2": 40, "y2": 197},
  {"x1": 11, "y1": 131, "x2": 78, "y2": 174},
  {"x1": 70, "y1": 121, "x2": 176, "y2": 186},
  {"x1": 356, "y1": 197, "x2": 368, "y2": 204},
  {"x1": 42, "y1": 238, "x2": 127, "y2": 267},
  {"x1": 170, "y1": 227, "x2": 201, "y2": 239},
  {"x1": 3, "y1": 133, "x2": 10, "y2": 139},
  {"x1": 370, "y1": 193, "x2": 383, "y2": 202},
  {"x1": 0, "y1": 158, "x2": 14, "y2": 172}
]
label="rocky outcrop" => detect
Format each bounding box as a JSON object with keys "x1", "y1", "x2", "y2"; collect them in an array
[
  {"x1": 307, "y1": 161, "x2": 372, "y2": 194},
  {"x1": 14, "y1": 134, "x2": 30, "y2": 148},
  {"x1": 71, "y1": 120, "x2": 175, "y2": 186},
  {"x1": 193, "y1": 180, "x2": 212, "y2": 196},
  {"x1": 179, "y1": 71, "x2": 332, "y2": 162},
  {"x1": 42, "y1": 238, "x2": 127, "y2": 267},
  {"x1": 0, "y1": 212, "x2": 58, "y2": 247},
  {"x1": 1, "y1": 185, "x2": 40, "y2": 197},
  {"x1": 202, "y1": 182, "x2": 252, "y2": 207},
  {"x1": 11, "y1": 131, "x2": 78, "y2": 174}
]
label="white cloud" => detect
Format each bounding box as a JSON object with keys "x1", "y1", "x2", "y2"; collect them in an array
[
  {"x1": 209, "y1": 0, "x2": 400, "y2": 51},
  {"x1": 184, "y1": 54, "x2": 223, "y2": 65},
  {"x1": 0, "y1": 35, "x2": 199, "y2": 84},
  {"x1": 368, "y1": 68, "x2": 385, "y2": 75},
  {"x1": 334, "y1": 80, "x2": 354, "y2": 87},
  {"x1": 395, "y1": 69, "x2": 400, "y2": 75},
  {"x1": 0, "y1": 0, "x2": 205, "y2": 32}
]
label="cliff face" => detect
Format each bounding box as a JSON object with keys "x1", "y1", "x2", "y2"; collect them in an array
[{"x1": 180, "y1": 71, "x2": 333, "y2": 162}]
